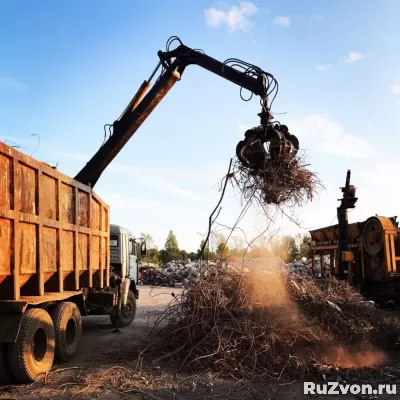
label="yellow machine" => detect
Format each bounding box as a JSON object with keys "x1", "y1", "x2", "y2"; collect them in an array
[{"x1": 309, "y1": 216, "x2": 400, "y2": 305}]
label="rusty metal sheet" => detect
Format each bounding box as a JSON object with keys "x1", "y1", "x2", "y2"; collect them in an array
[
  {"x1": 42, "y1": 227, "x2": 57, "y2": 273},
  {"x1": 376, "y1": 216, "x2": 398, "y2": 232},
  {"x1": 61, "y1": 183, "x2": 75, "y2": 225},
  {"x1": 91, "y1": 198, "x2": 101, "y2": 230},
  {"x1": 77, "y1": 233, "x2": 89, "y2": 271},
  {"x1": 41, "y1": 174, "x2": 57, "y2": 220},
  {"x1": 60, "y1": 230, "x2": 74, "y2": 272},
  {"x1": 19, "y1": 222, "x2": 37, "y2": 275},
  {"x1": 90, "y1": 236, "x2": 100, "y2": 271},
  {"x1": 310, "y1": 224, "x2": 339, "y2": 242},
  {"x1": 78, "y1": 191, "x2": 89, "y2": 227},
  {"x1": 0, "y1": 219, "x2": 12, "y2": 282},
  {"x1": 310, "y1": 221, "x2": 363, "y2": 244},
  {"x1": 0, "y1": 140, "x2": 110, "y2": 301},
  {"x1": 0, "y1": 153, "x2": 12, "y2": 210}
]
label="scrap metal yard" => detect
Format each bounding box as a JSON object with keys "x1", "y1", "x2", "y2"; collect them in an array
[
  {"x1": 1, "y1": 284, "x2": 399, "y2": 400},
  {"x1": 1, "y1": 2, "x2": 400, "y2": 399}
]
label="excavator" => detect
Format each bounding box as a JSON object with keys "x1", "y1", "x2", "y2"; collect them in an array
[{"x1": 74, "y1": 36, "x2": 299, "y2": 189}]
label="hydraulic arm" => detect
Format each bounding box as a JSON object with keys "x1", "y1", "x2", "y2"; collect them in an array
[{"x1": 74, "y1": 36, "x2": 299, "y2": 188}]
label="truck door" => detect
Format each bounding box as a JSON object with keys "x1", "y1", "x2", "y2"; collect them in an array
[{"x1": 128, "y1": 236, "x2": 138, "y2": 283}]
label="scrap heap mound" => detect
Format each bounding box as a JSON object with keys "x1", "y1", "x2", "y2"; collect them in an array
[
  {"x1": 139, "y1": 261, "x2": 211, "y2": 287},
  {"x1": 232, "y1": 152, "x2": 320, "y2": 206},
  {"x1": 287, "y1": 258, "x2": 331, "y2": 277},
  {"x1": 148, "y1": 265, "x2": 399, "y2": 380}
]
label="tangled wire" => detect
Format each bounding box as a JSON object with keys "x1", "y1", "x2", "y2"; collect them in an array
[
  {"x1": 231, "y1": 151, "x2": 321, "y2": 208},
  {"x1": 146, "y1": 265, "x2": 399, "y2": 380}
]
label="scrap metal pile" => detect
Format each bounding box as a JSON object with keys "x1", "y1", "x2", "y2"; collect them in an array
[
  {"x1": 234, "y1": 122, "x2": 320, "y2": 207},
  {"x1": 139, "y1": 261, "x2": 214, "y2": 287},
  {"x1": 287, "y1": 258, "x2": 331, "y2": 277},
  {"x1": 232, "y1": 152, "x2": 319, "y2": 207},
  {"x1": 146, "y1": 264, "x2": 399, "y2": 380}
]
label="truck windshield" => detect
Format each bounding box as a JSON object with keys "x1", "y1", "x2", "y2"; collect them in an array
[{"x1": 110, "y1": 235, "x2": 118, "y2": 247}]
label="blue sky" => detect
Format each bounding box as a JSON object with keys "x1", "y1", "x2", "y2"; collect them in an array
[{"x1": 1, "y1": 0, "x2": 400, "y2": 251}]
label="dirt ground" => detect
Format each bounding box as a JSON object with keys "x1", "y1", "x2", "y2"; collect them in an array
[{"x1": 0, "y1": 286, "x2": 397, "y2": 400}]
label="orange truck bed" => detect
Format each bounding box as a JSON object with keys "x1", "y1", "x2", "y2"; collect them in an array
[{"x1": 0, "y1": 141, "x2": 110, "y2": 302}]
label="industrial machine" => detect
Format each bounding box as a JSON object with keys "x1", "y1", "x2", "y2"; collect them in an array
[
  {"x1": 309, "y1": 171, "x2": 400, "y2": 307},
  {"x1": 0, "y1": 36, "x2": 299, "y2": 382}
]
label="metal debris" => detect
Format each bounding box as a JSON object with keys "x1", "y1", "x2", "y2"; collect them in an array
[{"x1": 139, "y1": 261, "x2": 217, "y2": 287}]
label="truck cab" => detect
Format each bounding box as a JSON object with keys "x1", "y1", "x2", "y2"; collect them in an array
[{"x1": 109, "y1": 224, "x2": 146, "y2": 287}]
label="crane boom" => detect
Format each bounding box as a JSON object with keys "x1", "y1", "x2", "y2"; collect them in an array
[{"x1": 74, "y1": 37, "x2": 297, "y2": 188}]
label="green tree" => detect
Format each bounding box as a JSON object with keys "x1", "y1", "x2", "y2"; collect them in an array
[
  {"x1": 180, "y1": 249, "x2": 187, "y2": 261},
  {"x1": 187, "y1": 251, "x2": 198, "y2": 261},
  {"x1": 286, "y1": 236, "x2": 300, "y2": 263},
  {"x1": 146, "y1": 248, "x2": 159, "y2": 264},
  {"x1": 214, "y1": 234, "x2": 230, "y2": 258},
  {"x1": 270, "y1": 235, "x2": 299, "y2": 263},
  {"x1": 216, "y1": 242, "x2": 230, "y2": 258},
  {"x1": 162, "y1": 230, "x2": 181, "y2": 262},
  {"x1": 159, "y1": 249, "x2": 168, "y2": 264},
  {"x1": 298, "y1": 234, "x2": 311, "y2": 259}
]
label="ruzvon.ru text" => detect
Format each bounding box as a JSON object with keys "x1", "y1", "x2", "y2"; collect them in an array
[{"x1": 304, "y1": 382, "x2": 396, "y2": 395}]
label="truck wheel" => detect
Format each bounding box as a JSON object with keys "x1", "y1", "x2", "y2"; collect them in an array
[
  {"x1": 8, "y1": 308, "x2": 55, "y2": 382},
  {"x1": 0, "y1": 344, "x2": 12, "y2": 382},
  {"x1": 50, "y1": 302, "x2": 82, "y2": 363},
  {"x1": 110, "y1": 290, "x2": 137, "y2": 327}
]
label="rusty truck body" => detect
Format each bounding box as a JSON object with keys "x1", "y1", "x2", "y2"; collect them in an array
[
  {"x1": 0, "y1": 141, "x2": 141, "y2": 382},
  {"x1": 0, "y1": 141, "x2": 110, "y2": 301}
]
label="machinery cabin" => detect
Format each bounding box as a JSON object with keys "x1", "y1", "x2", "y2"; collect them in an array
[{"x1": 110, "y1": 224, "x2": 145, "y2": 293}]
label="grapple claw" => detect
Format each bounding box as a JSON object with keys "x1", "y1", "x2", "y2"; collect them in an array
[{"x1": 236, "y1": 123, "x2": 299, "y2": 170}]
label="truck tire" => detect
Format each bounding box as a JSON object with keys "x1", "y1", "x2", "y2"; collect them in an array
[
  {"x1": 110, "y1": 290, "x2": 137, "y2": 327},
  {"x1": 50, "y1": 302, "x2": 82, "y2": 363},
  {"x1": 8, "y1": 308, "x2": 55, "y2": 382},
  {"x1": 0, "y1": 344, "x2": 12, "y2": 382}
]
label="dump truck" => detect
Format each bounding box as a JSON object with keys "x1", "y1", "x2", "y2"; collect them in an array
[
  {"x1": 0, "y1": 142, "x2": 146, "y2": 382},
  {"x1": 0, "y1": 35, "x2": 300, "y2": 382}
]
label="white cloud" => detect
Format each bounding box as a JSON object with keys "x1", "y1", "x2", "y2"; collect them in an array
[
  {"x1": 0, "y1": 76, "x2": 27, "y2": 92},
  {"x1": 289, "y1": 114, "x2": 375, "y2": 159},
  {"x1": 273, "y1": 16, "x2": 291, "y2": 27},
  {"x1": 390, "y1": 84, "x2": 400, "y2": 95},
  {"x1": 316, "y1": 64, "x2": 332, "y2": 71},
  {"x1": 341, "y1": 51, "x2": 365, "y2": 64},
  {"x1": 204, "y1": 1, "x2": 258, "y2": 32}
]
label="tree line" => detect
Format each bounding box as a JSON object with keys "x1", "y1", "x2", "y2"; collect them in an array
[{"x1": 140, "y1": 230, "x2": 311, "y2": 265}]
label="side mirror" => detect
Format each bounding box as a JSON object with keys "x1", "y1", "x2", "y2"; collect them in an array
[{"x1": 141, "y1": 242, "x2": 147, "y2": 257}]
